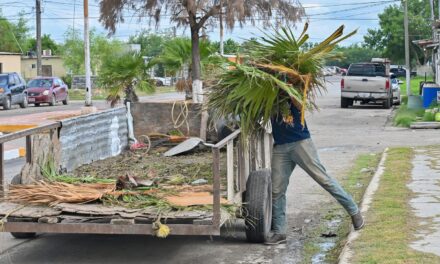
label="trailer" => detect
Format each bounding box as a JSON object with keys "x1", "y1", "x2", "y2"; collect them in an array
[{"x1": 0, "y1": 111, "x2": 273, "y2": 242}]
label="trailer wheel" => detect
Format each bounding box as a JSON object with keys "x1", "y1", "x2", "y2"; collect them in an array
[
  {"x1": 244, "y1": 169, "x2": 272, "y2": 243},
  {"x1": 10, "y1": 232, "x2": 37, "y2": 239}
]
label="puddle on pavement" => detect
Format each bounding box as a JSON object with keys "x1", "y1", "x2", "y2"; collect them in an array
[
  {"x1": 310, "y1": 218, "x2": 342, "y2": 264},
  {"x1": 408, "y1": 150, "x2": 440, "y2": 257}
]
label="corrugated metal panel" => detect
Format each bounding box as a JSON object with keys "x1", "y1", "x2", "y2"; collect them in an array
[{"x1": 59, "y1": 107, "x2": 128, "y2": 172}]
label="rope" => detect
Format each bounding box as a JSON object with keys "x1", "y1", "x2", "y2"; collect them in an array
[
  {"x1": 138, "y1": 135, "x2": 151, "y2": 154},
  {"x1": 0, "y1": 205, "x2": 26, "y2": 232},
  {"x1": 171, "y1": 101, "x2": 190, "y2": 135}
]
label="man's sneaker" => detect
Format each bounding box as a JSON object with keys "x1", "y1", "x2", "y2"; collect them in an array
[
  {"x1": 264, "y1": 233, "x2": 287, "y2": 245},
  {"x1": 351, "y1": 212, "x2": 365, "y2": 230}
]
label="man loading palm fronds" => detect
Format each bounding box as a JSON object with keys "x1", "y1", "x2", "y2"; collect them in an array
[
  {"x1": 207, "y1": 24, "x2": 363, "y2": 245},
  {"x1": 264, "y1": 99, "x2": 364, "y2": 245}
]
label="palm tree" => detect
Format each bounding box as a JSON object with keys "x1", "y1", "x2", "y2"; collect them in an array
[
  {"x1": 99, "y1": 52, "x2": 155, "y2": 107},
  {"x1": 207, "y1": 24, "x2": 356, "y2": 139},
  {"x1": 151, "y1": 38, "x2": 220, "y2": 98}
]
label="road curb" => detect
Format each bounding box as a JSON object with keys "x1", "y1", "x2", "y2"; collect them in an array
[
  {"x1": 4, "y1": 148, "x2": 26, "y2": 161},
  {"x1": 338, "y1": 148, "x2": 389, "y2": 264}
]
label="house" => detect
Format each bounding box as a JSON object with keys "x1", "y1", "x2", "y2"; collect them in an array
[
  {"x1": 0, "y1": 52, "x2": 21, "y2": 73},
  {"x1": 21, "y1": 53, "x2": 67, "y2": 80}
]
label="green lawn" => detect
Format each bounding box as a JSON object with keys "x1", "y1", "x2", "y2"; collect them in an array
[
  {"x1": 398, "y1": 76, "x2": 434, "y2": 96},
  {"x1": 349, "y1": 147, "x2": 440, "y2": 264}
]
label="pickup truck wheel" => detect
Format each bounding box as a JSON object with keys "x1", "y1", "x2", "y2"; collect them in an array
[
  {"x1": 62, "y1": 94, "x2": 69, "y2": 105},
  {"x1": 348, "y1": 99, "x2": 354, "y2": 107},
  {"x1": 383, "y1": 96, "x2": 391, "y2": 109},
  {"x1": 10, "y1": 232, "x2": 37, "y2": 239},
  {"x1": 244, "y1": 169, "x2": 272, "y2": 243},
  {"x1": 2, "y1": 96, "x2": 11, "y2": 110},
  {"x1": 341, "y1": 98, "x2": 349, "y2": 108}
]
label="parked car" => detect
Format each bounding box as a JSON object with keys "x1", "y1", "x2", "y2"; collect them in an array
[
  {"x1": 391, "y1": 77, "x2": 401, "y2": 105},
  {"x1": 0, "y1": 72, "x2": 28, "y2": 110},
  {"x1": 341, "y1": 62, "x2": 393, "y2": 109},
  {"x1": 390, "y1": 67, "x2": 416, "y2": 78},
  {"x1": 27, "y1": 77, "x2": 69, "y2": 106}
]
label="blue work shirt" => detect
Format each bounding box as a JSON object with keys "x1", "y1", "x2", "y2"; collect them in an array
[{"x1": 271, "y1": 104, "x2": 310, "y2": 145}]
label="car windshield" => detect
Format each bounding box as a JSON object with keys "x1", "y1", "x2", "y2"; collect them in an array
[
  {"x1": 28, "y1": 79, "x2": 53, "y2": 88},
  {"x1": 0, "y1": 75, "x2": 7, "y2": 86},
  {"x1": 347, "y1": 64, "x2": 386, "y2": 77}
]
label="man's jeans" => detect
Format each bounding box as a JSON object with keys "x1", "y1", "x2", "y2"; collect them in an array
[{"x1": 271, "y1": 138, "x2": 359, "y2": 234}]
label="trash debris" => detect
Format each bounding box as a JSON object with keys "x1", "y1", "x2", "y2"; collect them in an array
[
  {"x1": 191, "y1": 179, "x2": 208, "y2": 185},
  {"x1": 130, "y1": 142, "x2": 148, "y2": 151},
  {"x1": 164, "y1": 138, "x2": 205, "y2": 156},
  {"x1": 360, "y1": 168, "x2": 372, "y2": 173},
  {"x1": 321, "y1": 232, "x2": 337, "y2": 238},
  {"x1": 304, "y1": 219, "x2": 312, "y2": 224},
  {"x1": 153, "y1": 218, "x2": 170, "y2": 238},
  {"x1": 164, "y1": 137, "x2": 214, "y2": 157}
]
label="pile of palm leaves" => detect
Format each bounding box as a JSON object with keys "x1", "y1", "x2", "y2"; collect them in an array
[
  {"x1": 6, "y1": 181, "x2": 116, "y2": 206},
  {"x1": 207, "y1": 24, "x2": 356, "y2": 138}
]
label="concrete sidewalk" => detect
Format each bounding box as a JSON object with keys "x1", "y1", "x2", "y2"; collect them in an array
[{"x1": 408, "y1": 147, "x2": 440, "y2": 257}]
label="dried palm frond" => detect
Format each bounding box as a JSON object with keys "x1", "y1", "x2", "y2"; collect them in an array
[
  {"x1": 5, "y1": 182, "x2": 116, "y2": 206},
  {"x1": 207, "y1": 24, "x2": 356, "y2": 139}
]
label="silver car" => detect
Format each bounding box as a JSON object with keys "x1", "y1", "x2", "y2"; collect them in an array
[{"x1": 391, "y1": 78, "x2": 401, "y2": 105}]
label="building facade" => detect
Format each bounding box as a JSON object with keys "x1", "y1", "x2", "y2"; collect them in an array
[
  {"x1": 21, "y1": 56, "x2": 66, "y2": 80},
  {"x1": 0, "y1": 52, "x2": 21, "y2": 74}
]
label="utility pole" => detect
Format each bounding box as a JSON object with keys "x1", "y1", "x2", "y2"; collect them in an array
[
  {"x1": 36, "y1": 0, "x2": 42, "y2": 76},
  {"x1": 219, "y1": 0, "x2": 224, "y2": 56},
  {"x1": 404, "y1": 0, "x2": 410, "y2": 96},
  {"x1": 84, "y1": 0, "x2": 92, "y2": 106}
]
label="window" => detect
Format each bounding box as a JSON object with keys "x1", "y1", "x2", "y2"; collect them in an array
[
  {"x1": 31, "y1": 64, "x2": 36, "y2": 69},
  {"x1": 13, "y1": 74, "x2": 21, "y2": 85},
  {"x1": 0, "y1": 63, "x2": 2, "y2": 73},
  {"x1": 9, "y1": 75, "x2": 14, "y2": 85},
  {"x1": 347, "y1": 64, "x2": 386, "y2": 77}
]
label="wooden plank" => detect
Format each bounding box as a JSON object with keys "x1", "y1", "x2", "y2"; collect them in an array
[
  {"x1": 212, "y1": 148, "x2": 221, "y2": 228},
  {"x1": 214, "y1": 129, "x2": 241, "y2": 148},
  {"x1": 0, "y1": 122, "x2": 61, "y2": 144},
  {"x1": 26, "y1": 135, "x2": 32, "y2": 163},
  {"x1": 0, "y1": 202, "x2": 61, "y2": 218},
  {"x1": 263, "y1": 132, "x2": 272, "y2": 169},
  {"x1": 227, "y1": 140, "x2": 234, "y2": 203}
]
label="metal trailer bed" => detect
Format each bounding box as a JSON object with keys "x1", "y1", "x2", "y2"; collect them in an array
[{"x1": 0, "y1": 124, "x2": 272, "y2": 241}]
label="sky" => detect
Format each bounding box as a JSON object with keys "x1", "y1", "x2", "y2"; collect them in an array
[{"x1": 0, "y1": 0, "x2": 400, "y2": 46}]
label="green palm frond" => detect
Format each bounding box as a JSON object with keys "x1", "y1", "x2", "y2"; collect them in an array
[{"x1": 207, "y1": 24, "x2": 356, "y2": 140}]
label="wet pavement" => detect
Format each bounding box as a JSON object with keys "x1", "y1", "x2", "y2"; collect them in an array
[{"x1": 409, "y1": 148, "x2": 440, "y2": 256}]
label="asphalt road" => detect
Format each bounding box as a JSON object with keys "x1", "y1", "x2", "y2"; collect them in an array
[{"x1": 1, "y1": 78, "x2": 439, "y2": 264}]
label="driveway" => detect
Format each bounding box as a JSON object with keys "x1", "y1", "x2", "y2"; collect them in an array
[{"x1": 1, "y1": 77, "x2": 438, "y2": 264}]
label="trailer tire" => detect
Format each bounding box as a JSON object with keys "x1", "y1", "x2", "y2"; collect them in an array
[
  {"x1": 10, "y1": 232, "x2": 37, "y2": 239},
  {"x1": 244, "y1": 169, "x2": 272, "y2": 243}
]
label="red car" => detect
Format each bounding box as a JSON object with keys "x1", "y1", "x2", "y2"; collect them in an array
[{"x1": 27, "y1": 77, "x2": 69, "y2": 106}]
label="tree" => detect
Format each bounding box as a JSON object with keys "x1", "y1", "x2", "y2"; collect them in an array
[
  {"x1": 326, "y1": 44, "x2": 381, "y2": 68},
  {"x1": 61, "y1": 27, "x2": 123, "y2": 75},
  {"x1": 152, "y1": 37, "x2": 219, "y2": 96},
  {"x1": 212, "y1": 38, "x2": 241, "y2": 54},
  {"x1": 100, "y1": 52, "x2": 154, "y2": 106},
  {"x1": 99, "y1": 0, "x2": 304, "y2": 103},
  {"x1": 0, "y1": 11, "x2": 31, "y2": 53},
  {"x1": 26, "y1": 34, "x2": 60, "y2": 55},
  {"x1": 364, "y1": 1, "x2": 431, "y2": 65}
]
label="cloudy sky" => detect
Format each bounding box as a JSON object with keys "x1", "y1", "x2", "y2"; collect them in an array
[{"x1": 0, "y1": 0, "x2": 399, "y2": 46}]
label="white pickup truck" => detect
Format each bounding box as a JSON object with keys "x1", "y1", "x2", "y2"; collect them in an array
[{"x1": 340, "y1": 62, "x2": 393, "y2": 109}]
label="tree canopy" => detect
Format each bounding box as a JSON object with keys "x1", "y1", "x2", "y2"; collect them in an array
[{"x1": 364, "y1": 1, "x2": 431, "y2": 65}]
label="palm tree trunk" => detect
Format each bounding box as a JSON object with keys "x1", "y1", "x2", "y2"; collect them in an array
[{"x1": 191, "y1": 25, "x2": 203, "y2": 103}]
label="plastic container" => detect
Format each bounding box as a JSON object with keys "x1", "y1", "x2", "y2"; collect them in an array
[{"x1": 422, "y1": 83, "x2": 440, "y2": 108}]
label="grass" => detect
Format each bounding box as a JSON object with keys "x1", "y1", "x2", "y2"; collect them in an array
[
  {"x1": 69, "y1": 86, "x2": 178, "y2": 101},
  {"x1": 393, "y1": 104, "x2": 425, "y2": 127},
  {"x1": 302, "y1": 153, "x2": 381, "y2": 263},
  {"x1": 349, "y1": 147, "x2": 440, "y2": 263},
  {"x1": 398, "y1": 76, "x2": 434, "y2": 96}
]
